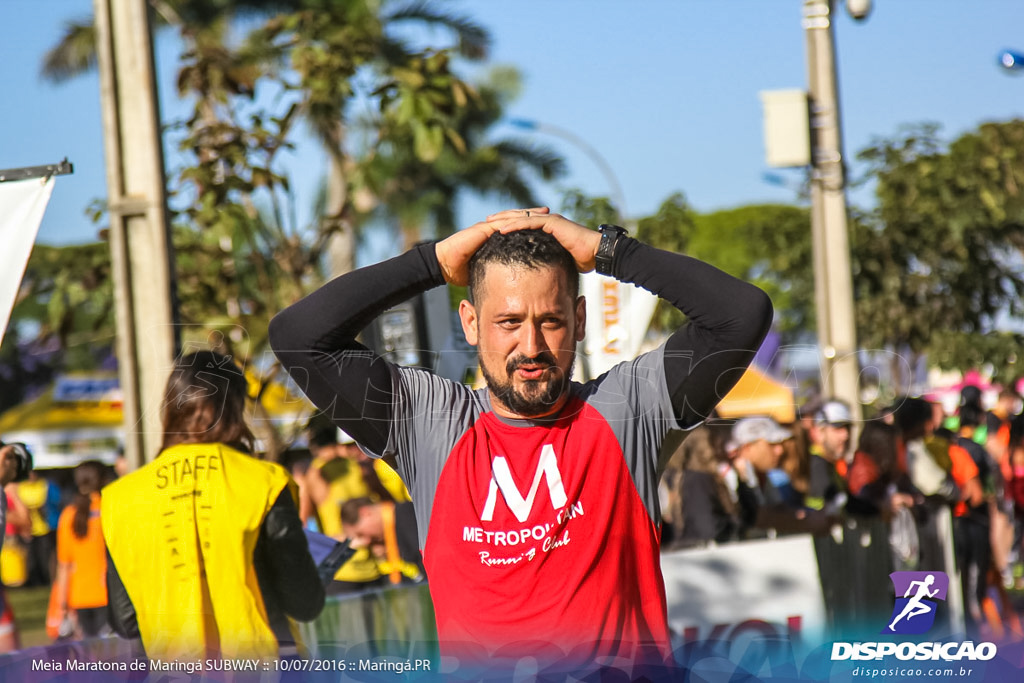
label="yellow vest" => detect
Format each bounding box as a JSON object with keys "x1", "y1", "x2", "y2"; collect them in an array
[
  {"x1": 374, "y1": 460, "x2": 411, "y2": 503},
  {"x1": 102, "y1": 443, "x2": 300, "y2": 661},
  {"x1": 312, "y1": 457, "x2": 411, "y2": 584}
]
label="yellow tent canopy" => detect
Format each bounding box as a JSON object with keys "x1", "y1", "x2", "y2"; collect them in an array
[
  {"x1": 716, "y1": 365, "x2": 796, "y2": 424},
  {"x1": 0, "y1": 380, "x2": 122, "y2": 433},
  {"x1": 0, "y1": 373, "x2": 314, "y2": 468},
  {"x1": 0, "y1": 375, "x2": 123, "y2": 468}
]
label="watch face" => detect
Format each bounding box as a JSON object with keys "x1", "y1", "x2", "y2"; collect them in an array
[{"x1": 596, "y1": 226, "x2": 624, "y2": 275}]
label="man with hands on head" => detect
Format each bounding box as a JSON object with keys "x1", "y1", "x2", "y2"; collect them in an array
[{"x1": 270, "y1": 208, "x2": 772, "y2": 673}]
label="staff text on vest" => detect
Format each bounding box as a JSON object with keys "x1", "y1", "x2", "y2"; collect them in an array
[{"x1": 155, "y1": 453, "x2": 222, "y2": 489}]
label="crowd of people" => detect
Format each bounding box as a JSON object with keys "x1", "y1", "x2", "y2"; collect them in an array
[
  {"x1": 0, "y1": 454, "x2": 118, "y2": 650},
  {"x1": 0, "y1": 210, "x2": 1019, "y2": 673},
  {"x1": 3, "y1": 383, "x2": 1021, "y2": 652},
  {"x1": 0, "y1": 351, "x2": 424, "y2": 658},
  {"x1": 659, "y1": 388, "x2": 1024, "y2": 637}
]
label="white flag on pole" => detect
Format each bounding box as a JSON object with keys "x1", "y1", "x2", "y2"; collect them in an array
[
  {"x1": 581, "y1": 272, "x2": 659, "y2": 378},
  {"x1": 0, "y1": 176, "x2": 56, "y2": 347}
]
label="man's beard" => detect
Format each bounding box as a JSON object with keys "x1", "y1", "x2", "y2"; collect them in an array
[{"x1": 479, "y1": 351, "x2": 573, "y2": 417}]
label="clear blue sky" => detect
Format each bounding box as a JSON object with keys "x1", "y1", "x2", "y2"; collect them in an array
[{"x1": 4, "y1": 0, "x2": 1024, "y2": 246}]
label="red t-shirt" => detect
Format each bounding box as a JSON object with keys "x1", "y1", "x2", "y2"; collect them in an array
[
  {"x1": 377, "y1": 345, "x2": 681, "y2": 673},
  {"x1": 425, "y1": 400, "x2": 669, "y2": 666}
]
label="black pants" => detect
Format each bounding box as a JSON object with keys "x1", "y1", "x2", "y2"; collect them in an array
[
  {"x1": 76, "y1": 606, "x2": 110, "y2": 638},
  {"x1": 954, "y1": 514, "x2": 990, "y2": 630},
  {"x1": 26, "y1": 532, "x2": 55, "y2": 587}
]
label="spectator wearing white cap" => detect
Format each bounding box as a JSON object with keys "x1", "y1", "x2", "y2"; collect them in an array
[
  {"x1": 729, "y1": 417, "x2": 835, "y2": 538},
  {"x1": 728, "y1": 417, "x2": 792, "y2": 536},
  {"x1": 807, "y1": 399, "x2": 853, "y2": 514}
]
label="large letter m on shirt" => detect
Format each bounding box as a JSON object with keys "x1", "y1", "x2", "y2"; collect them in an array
[{"x1": 481, "y1": 444, "x2": 568, "y2": 523}]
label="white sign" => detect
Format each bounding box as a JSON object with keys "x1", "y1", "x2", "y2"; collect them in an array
[
  {"x1": 581, "y1": 272, "x2": 658, "y2": 378},
  {"x1": 0, "y1": 176, "x2": 55, "y2": 346},
  {"x1": 661, "y1": 535, "x2": 827, "y2": 647}
]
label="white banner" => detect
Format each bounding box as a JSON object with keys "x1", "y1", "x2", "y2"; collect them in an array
[
  {"x1": 581, "y1": 272, "x2": 658, "y2": 378},
  {"x1": 661, "y1": 535, "x2": 827, "y2": 648},
  {"x1": 0, "y1": 176, "x2": 55, "y2": 347}
]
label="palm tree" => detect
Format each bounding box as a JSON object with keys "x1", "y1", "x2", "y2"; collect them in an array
[
  {"x1": 358, "y1": 66, "x2": 566, "y2": 249},
  {"x1": 42, "y1": 0, "x2": 496, "y2": 275}
]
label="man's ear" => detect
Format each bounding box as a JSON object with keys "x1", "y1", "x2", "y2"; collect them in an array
[
  {"x1": 459, "y1": 299, "x2": 479, "y2": 346},
  {"x1": 575, "y1": 295, "x2": 587, "y2": 343}
]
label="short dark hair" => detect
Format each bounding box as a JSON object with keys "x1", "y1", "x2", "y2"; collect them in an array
[
  {"x1": 1010, "y1": 413, "x2": 1024, "y2": 451},
  {"x1": 893, "y1": 397, "x2": 933, "y2": 438},
  {"x1": 308, "y1": 424, "x2": 339, "y2": 449},
  {"x1": 959, "y1": 402, "x2": 984, "y2": 429},
  {"x1": 340, "y1": 497, "x2": 375, "y2": 527},
  {"x1": 467, "y1": 229, "x2": 578, "y2": 304}
]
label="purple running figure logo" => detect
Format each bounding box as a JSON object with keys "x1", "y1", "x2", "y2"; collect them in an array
[{"x1": 883, "y1": 571, "x2": 949, "y2": 635}]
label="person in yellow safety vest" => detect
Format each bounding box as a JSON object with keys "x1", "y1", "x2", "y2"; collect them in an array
[
  {"x1": 303, "y1": 424, "x2": 411, "y2": 592},
  {"x1": 340, "y1": 497, "x2": 425, "y2": 585},
  {"x1": 102, "y1": 351, "x2": 325, "y2": 661},
  {"x1": 16, "y1": 470, "x2": 61, "y2": 587}
]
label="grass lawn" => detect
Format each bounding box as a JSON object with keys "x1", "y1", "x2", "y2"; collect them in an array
[{"x1": 7, "y1": 585, "x2": 52, "y2": 648}]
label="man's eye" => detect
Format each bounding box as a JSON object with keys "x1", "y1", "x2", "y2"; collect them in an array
[{"x1": 498, "y1": 320, "x2": 520, "y2": 328}]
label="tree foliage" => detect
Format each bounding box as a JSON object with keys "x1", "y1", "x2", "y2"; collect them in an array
[
  {"x1": 689, "y1": 204, "x2": 811, "y2": 338},
  {"x1": 0, "y1": 242, "x2": 116, "y2": 414},
  {"x1": 854, "y1": 121, "x2": 1024, "y2": 384},
  {"x1": 27, "y1": 0, "x2": 563, "y2": 450}
]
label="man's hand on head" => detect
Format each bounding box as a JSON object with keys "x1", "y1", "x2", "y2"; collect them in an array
[
  {"x1": 437, "y1": 207, "x2": 602, "y2": 284},
  {"x1": 435, "y1": 207, "x2": 551, "y2": 285},
  {"x1": 486, "y1": 208, "x2": 601, "y2": 273}
]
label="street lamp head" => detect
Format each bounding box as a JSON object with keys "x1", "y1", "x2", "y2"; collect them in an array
[
  {"x1": 507, "y1": 118, "x2": 539, "y2": 131},
  {"x1": 999, "y1": 50, "x2": 1024, "y2": 72},
  {"x1": 845, "y1": 0, "x2": 872, "y2": 21}
]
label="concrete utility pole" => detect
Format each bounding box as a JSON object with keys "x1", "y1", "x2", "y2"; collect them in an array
[
  {"x1": 803, "y1": 0, "x2": 862, "y2": 421},
  {"x1": 94, "y1": 0, "x2": 178, "y2": 468}
]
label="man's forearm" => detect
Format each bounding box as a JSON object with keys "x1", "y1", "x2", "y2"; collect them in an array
[
  {"x1": 270, "y1": 243, "x2": 444, "y2": 353},
  {"x1": 610, "y1": 238, "x2": 773, "y2": 426},
  {"x1": 269, "y1": 243, "x2": 446, "y2": 450}
]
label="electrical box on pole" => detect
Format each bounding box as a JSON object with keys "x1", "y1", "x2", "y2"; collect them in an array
[{"x1": 760, "y1": 89, "x2": 812, "y2": 168}]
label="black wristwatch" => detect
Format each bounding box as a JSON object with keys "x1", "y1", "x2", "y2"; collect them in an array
[{"x1": 595, "y1": 224, "x2": 627, "y2": 276}]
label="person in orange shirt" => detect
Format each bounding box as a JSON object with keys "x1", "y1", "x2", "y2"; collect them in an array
[
  {"x1": 55, "y1": 461, "x2": 109, "y2": 639},
  {"x1": 949, "y1": 403, "x2": 991, "y2": 632}
]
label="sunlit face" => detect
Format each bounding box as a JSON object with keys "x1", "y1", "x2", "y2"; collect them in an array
[
  {"x1": 459, "y1": 264, "x2": 585, "y2": 419},
  {"x1": 820, "y1": 424, "x2": 852, "y2": 462},
  {"x1": 339, "y1": 442, "x2": 369, "y2": 463},
  {"x1": 343, "y1": 507, "x2": 385, "y2": 558},
  {"x1": 742, "y1": 439, "x2": 784, "y2": 474}
]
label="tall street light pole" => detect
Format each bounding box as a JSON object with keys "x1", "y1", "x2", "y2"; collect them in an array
[
  {"x1": 94, "y1": 0, "x2": 179, "y2": 469},
  {"x1": 804, "y1": 0, "x2": 862, "y2": 421}
]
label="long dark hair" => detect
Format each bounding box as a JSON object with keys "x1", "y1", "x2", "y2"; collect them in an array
[
  {"x1": 159, "y1": 350, "x2": 255, "y2": 453},
  {"x1": 72, "y1": 461, "x2": 105, "y2": 539},
  {"x1": 856, "y1": 421, "x2": 901, "y2": 482}
]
